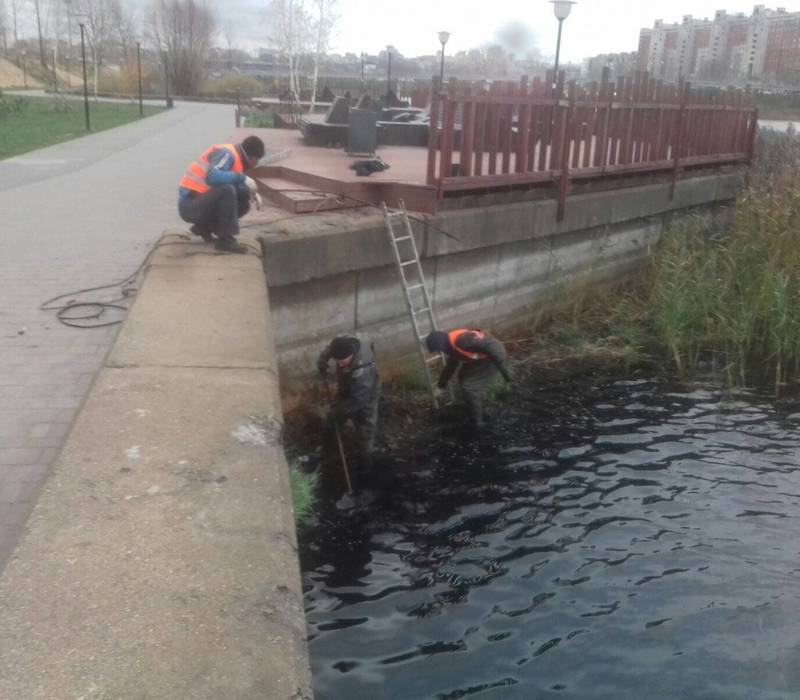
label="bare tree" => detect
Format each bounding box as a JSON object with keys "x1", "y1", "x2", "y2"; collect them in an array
[
  {"x1": 268, "y1": 0, "x2": 312, "y2": 104},
  {"x1": 76, "y1": 0, "x2": 111, "y2": 98},
  {"x1": 148, "y1": 0, "x2": 215, "y2": 96},
  {"x1": 0, "y1": 0, "x2": 8, "y2": 55},
  {"x1": 307, "y1": 0, "x2": 336, "y2": 113},
  {"x1": 32, "y1": 0, "x2": 46, "y2": 66},
  {"x1": 10, "y1": 0, "x2": 18, "y2": 44},
  {"x1": 109, "y1": 0, "x2": 136, "y2": 67}
]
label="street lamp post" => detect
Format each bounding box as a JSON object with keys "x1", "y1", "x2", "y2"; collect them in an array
[
  {"x1": 163, "y1": 50, "x2": 172, "y2": 108},
  {"x1": 51, "y1": 47, "x2": 58, "y2": 92},
  {"x1": 21, "y1": 51, "x2": 27, "y2": 89},
  {"x1": 438, "y1": 31, "x2": 450, "y2": 88},
  {"x1": 550, "y1": 0, "x2": 576, "y2": 91},
  {"x1": 360, "y1": 52, "x2": 365, "y2": 89},
  {"x1": 136, "y1": 41, "x2": 143, "y2": 116},
  {"x1": 64, "y1": 0, "x2": 73, "y2": 87},
  {"x1": 79, "y1": 23, "x2": 90, "y2": 131},
  {"x1": 386, "y1": 45, "x2": 394, "y2": 98}
]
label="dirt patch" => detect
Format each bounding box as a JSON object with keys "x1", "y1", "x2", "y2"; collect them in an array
[{"x1": 0, "y1": 58, "x2": 43, "y2": 89}]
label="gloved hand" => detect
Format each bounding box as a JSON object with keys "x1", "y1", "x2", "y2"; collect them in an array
[
  {"x1": 252, "y1": 192, "x2": 263, "y2": 210},
  {"x1": 244, "y1": 176, "x2": 258, "y2": 193}
]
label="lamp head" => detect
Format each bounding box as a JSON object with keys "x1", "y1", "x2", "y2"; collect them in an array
[
  {"x1": 439, "y1": 31, "x2": 451, "y2": 46},
  {"x1": 551, "y1": 0, "x2": 576, "y2": 21}
]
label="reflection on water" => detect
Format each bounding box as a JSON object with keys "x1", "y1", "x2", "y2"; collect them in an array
[{"x1": 298, "y1": 375, "x2": 800, "y2": 700}]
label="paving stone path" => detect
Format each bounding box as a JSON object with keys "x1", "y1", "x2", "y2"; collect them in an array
[{"x1": 0, "y1": 99, "x2": 236, "y2": 568}]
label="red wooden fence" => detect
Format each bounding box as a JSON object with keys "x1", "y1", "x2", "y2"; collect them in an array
[{"x1": 426, "y1": 69, "x2": 759, "y2": 219}]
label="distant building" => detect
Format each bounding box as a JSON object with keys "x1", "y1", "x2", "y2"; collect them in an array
[
  {"x1": 638, "y1": 5, "x2": 800, "y2": 84},
  {"x1": 583, "y1": 52, "x2": 638, "y2": 82}
]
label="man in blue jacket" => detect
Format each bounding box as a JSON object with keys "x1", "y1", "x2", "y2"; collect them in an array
[{"x1": 178, "y1": 135, "x2": 265, "y2": 254}]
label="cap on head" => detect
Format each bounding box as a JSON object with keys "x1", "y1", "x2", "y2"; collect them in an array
[
  {"x1": 426, "y1": 331, "x2": 450, "y2": 353},
  {"x1": 330, "y1": 336, "x2": 357, "y2": 360},
  {"x1": 241, "y1": 135, "x2": 265, "y2": 163}
]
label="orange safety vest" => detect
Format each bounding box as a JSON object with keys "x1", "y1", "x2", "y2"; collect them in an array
[
  {"x1": 179, "y1": 143, "x2": 244, "y2": 194},
  {"x1": 449, "y1": 328, "x2": 489, "y2": 361}
]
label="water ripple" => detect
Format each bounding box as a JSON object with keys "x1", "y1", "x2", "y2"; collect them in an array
[{"x1": 299, "y1": 376, "x2": 800, "y2": 699}]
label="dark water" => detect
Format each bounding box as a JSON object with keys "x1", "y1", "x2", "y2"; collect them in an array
[{"x1": 297, "y1": 371, "x2": 800, "y2": 700}]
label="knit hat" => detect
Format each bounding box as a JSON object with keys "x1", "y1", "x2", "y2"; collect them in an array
[
  {"x1": 425, "y1": 331, "x2": 450, "y2": 353},
  {"x1": 330, "y1": 336, "x2": 357, "y2": 360}
]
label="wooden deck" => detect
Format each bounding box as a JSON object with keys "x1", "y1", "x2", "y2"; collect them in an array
[{"x1": 238, "y1": 127, "x2": 437, "y2": 213}]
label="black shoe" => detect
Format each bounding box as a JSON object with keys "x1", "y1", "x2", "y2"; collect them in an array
[
  {"x1": 189, "y1": 224, "x2": 214, "y2": 242},
  {"x1": 214, "y1": 238, "x2": 249, "y2": 254}
]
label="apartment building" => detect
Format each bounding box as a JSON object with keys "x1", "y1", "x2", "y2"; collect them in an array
[{"x1": 638, "y1": 5, "x2": 800, "y2": 84}]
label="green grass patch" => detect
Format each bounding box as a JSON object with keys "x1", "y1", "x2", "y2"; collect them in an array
[
  {"x1": 242, "y1": 111, "x2": 276, "y2": 128},
  {"x1": 390, "y1": 360, "x2": 433, "y2": 394},
  {"x1": 0, "y1": 94, "x2": 164, "y2": 159},
  {"x1": 289, "y1": 467, "x2": 319, "y2": 525}
]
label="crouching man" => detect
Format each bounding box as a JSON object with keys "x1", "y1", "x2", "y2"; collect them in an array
[
  {"x1": 317, "y1": 336, "x2": 381, "y2": 471},
  {"x1": 425, "y1": 328, "x2": 513, "y2": 427}
]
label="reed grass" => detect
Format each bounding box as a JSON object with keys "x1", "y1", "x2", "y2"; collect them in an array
[
  {"x1": 641, "y1": 165, "x2": 800, "y2": 393},
  {"x1": 289, "y1": 467, "x2": 319, "y2": 525}
]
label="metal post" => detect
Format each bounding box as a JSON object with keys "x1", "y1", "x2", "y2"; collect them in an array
[
  {"x1": 439, "y1": 46, "x2": 445, "y2": 87},
  {"x1": 553, "y1": 18, "x2": 564, "y2": 91},
  {"x1": 360, "y1": 53, "x2": 365, "y2": 89},
  {"x1": 163, "y1": 50, "x2": 172, "y2": 108},
  {"x1": 21, "y1": 51, "x2": 27, "y2": 88},
  {"x1": 51, "y1": 47, "x2": 57, "y2": 93},
  {"x1": 79, "y1": 23, "x2": 90, "y2": 131},
  {"x1": 65, "y1": 0, "x2": 72, "y2": 87},
  {"x1": 387, "y1": 50, "x2": 392, "y2": 97},
  {"x1": 136, "y1": 41, "x2": 143, "y2": 116}
]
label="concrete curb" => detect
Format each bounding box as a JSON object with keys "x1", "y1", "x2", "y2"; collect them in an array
[{"x1": 0, "y1": 233, "x2": 313, "y2": 699}]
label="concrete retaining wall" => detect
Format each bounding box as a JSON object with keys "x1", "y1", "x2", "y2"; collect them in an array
[{"x1": 258, "y1": 169, "x2": 745, "y2": 397}]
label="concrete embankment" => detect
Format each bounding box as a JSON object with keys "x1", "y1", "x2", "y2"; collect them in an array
[
  {"x1": 0, "y1": 237, "x2": 312, "y2": 699},
  {"x1": 258, "y1": 168, "x2": 746, "y2": 399}
]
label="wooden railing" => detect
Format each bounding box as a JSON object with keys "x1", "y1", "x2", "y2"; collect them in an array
[{"x1": 426, "y1": 69, "x2": 758, "y2": 218}]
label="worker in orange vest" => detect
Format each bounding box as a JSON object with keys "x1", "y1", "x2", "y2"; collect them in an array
[
  {"x1": 426, "y1": 328, "x2": 513, "y2": 427},
  {"x1": 178, "y1": 135, "x2": 265, "y2": 254}
]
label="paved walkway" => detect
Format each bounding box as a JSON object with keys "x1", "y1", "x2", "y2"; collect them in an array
[{"x1": 0, "y1": 99, "x2": 236, "y2": 569}]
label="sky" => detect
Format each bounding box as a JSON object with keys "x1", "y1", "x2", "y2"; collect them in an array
[{"x1": 207, "y1": 0, "x2": 793, "y2": 62}]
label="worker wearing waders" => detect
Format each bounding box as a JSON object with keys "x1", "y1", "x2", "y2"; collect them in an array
[
  {"x1": 426, "y1": 328, "x2": 513, "y2": 427},
  {"x1": 317, "y1": 336, "x2": 381, "y2": 470},
  {"x1": 178, "y1": 135, "x2": 265, "y2": 254}
]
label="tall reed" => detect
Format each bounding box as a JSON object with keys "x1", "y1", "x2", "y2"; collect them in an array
[{"x1": 646, "y1": 173, "x2": 800, "y2": 393}]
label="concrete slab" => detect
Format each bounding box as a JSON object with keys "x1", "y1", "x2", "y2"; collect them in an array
[
  {"x1": 109, "y1": 246, "x2": 273, "y2": 370},
  {"x1": 0, "y1": 366, "x2": 311, "y2": 699}
]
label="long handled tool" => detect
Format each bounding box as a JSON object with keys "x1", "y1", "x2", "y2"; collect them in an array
[{"x1": 326, "y1": 381, "x2": 354, "y2": 494}]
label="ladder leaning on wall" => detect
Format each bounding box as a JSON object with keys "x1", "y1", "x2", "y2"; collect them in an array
[{"x1": 382, "y1": 200, "x2": 447, "y2": 409}]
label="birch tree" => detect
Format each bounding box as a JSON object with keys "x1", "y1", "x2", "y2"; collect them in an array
[
  {"x1": 307, "y1": 0, "x2": 337, "y2": 113},
  {"x1": 268, "y1": 0, "x2": 312, "y2": 104}
]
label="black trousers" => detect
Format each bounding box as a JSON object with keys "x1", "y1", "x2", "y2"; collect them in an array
[
  {"x1": 178, "y1": 185, "x2": 250, "y2": 240},
  {"x1": 458, "y1": 361, "x2": 499, "y2": 424}
]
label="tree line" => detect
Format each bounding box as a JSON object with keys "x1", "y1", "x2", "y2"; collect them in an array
[{"x1": 0, "y1": 0, "x2": 216, "y2": 96}]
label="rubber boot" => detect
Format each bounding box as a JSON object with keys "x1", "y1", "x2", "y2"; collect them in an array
[
  {"x1": 215, "y1": 237, "x2": 249, "y2": 254},
  {"x1": 189, "y1": 223, "x2": 214, "y2": 243}
]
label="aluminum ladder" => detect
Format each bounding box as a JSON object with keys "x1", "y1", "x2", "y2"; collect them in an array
[{"x1": 382, "y1": 200, "x2": 446, "y2": 408}]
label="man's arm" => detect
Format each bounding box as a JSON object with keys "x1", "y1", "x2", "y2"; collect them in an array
[
  {"x1": 205, "y1": 149, "x2": 247, "y2": 187},
  {"x1": 317, "y1": 346, "x2": 332, "y2": 376},
  {"x1": 437, "y1": 355, "x2": 459, "y2": 389},
  {"x1": 337, "y1": 365, "x2": 377, "y2": 416}
]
